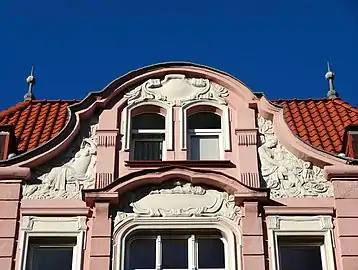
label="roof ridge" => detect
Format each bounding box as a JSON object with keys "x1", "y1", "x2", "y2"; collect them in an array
[
  {"x1": 0, "y1": 101, "x2": 30, "y2": 120},
  {"x1": 273, "y1": 97, "x2": 337, "y2": 102},
  {"x1": 332, "y1": 99, "x2": 358, "y2": 113},
  {"x1": 0, "y1": 100, "x2": 79, "y2": 120}
]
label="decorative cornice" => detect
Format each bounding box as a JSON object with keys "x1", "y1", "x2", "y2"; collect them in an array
[
  {"x1": 264, "y1": 206, "x2": 334, "y2": 216},
  {"x1": 21, "y1": 216, "x2": 87, "y2": 232},
  {"x1": 266, "y1": 215, "x2": 334, "y2": 231},
  {"x1": 0, "y1": 166, "x2": 31, "y2": 180},
  {"x1": 21, "y1": 201, "x2": 89, "y2": 216}
]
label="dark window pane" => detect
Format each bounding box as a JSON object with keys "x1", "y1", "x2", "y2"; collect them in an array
[
  {"x1": 188, "y1": 112, "x2": 221, "y2": 129},
  {"x1": 132, "y1": 113, "x2": 165, "y2": 130},
  {"x1": 162, "y1": 238, "x2": 188, "y2": 269},
  {"x1": 128, "y1": 238, "x2": 156, "y2": 269},
  {"x1": 28, "y1": 246, "x2": 73, "y2": 270},
  {"x1": 279, "y1": 245, "x2": 323, "y2": 270},
  {"x1": 0, "y1": 135, "x2": 6, "y2": 160},
  {"x1": 198, "y1": 238, "x2": 225, "y2": 268},
  {"x1": 133, "y1": 140, "x2": 163, "y2": 160}
]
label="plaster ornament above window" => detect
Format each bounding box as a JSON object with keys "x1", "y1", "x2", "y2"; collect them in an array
[
  {"x1": 257, "y1": 116, "x2": 333, "y2": 198},
  {"x1": 114, "y1": 181, "x2": 241, "y2": 224},
  {"x1": 22, "y1": 120, "x2": 98, "y2": 200},
  {"x1": 124, "y1": 74, "x2": 229, "y2": 106}
]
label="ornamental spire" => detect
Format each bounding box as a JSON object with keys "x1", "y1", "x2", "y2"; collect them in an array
[
  {"x1": 325, "y1": 62, "x2": 338, "y2": 99},
  {"x1": 24, "y1": 66, "x2": 36, "y2": 101}
]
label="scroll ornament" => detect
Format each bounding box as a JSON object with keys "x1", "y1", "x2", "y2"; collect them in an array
[
  {"x1": 115, "y1": 181, "x2": 241, "y2": 224},
  {"x1": 124, "y1": 74, "x2": 229, "y2": 106}
]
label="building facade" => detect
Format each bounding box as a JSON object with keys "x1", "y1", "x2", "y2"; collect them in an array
[{"x1": 0, "y1": 62, "x2": 358, "y2": 270}]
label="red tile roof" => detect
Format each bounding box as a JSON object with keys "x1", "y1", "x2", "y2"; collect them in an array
[
  {"x1": 0, "y1": 98, "x2": 358, "y2": 156},
  {"x1": 275, "y1": 98, "x2": 358, "y2": 154},
  {"x1": 0, "y1": 100, "x2": 78, "y2": 153}
]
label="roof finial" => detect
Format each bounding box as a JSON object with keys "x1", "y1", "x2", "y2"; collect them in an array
[
  {"x1": 24, "y1": 66, "x2": 36, "y2": 101},
  {"x1": 325, "y1": 61, "x2": 338, "y2": 99}
]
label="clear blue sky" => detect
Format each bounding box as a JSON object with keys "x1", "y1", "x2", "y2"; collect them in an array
[{"x1": 0, "y1": 0, "x2": 357, "y2": 110}]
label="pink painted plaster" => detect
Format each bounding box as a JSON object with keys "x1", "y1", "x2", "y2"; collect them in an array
[{"x1": 0, "y1": 63, "x2": 357, "y2": 270}]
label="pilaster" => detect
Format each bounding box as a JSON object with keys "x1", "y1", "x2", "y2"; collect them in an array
[
  {"x1": 235, "y1": 129, "x2": 260, "y2": 188},
  {"x1": 241, "y1": 201, "x2": 266, "y2": 270},
  {"x1": 96, "y1": 129, "x2": 119, "y2": 188},
  {"x1": 84, "y1": 192, "x2": 118, "y2": 270}
]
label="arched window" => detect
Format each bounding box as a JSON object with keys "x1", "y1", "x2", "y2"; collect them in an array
[
  {"x1": 125, "y1": 229, "x2": 226, "y2": 270},
  {"x1": 187, "y1": 112, "x2": 222, "y2": 160},
  {"x1": 130, "y1": 113, "x2": 165, "y2": 160}
]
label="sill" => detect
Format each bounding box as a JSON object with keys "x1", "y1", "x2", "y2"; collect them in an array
[{"x1": 125, "y1": 160, "x2": 236, "y2": 168}]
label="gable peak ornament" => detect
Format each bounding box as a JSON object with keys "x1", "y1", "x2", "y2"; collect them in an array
[{"x1": 124, "y1": 74, "x2": 229, "y2": 106}]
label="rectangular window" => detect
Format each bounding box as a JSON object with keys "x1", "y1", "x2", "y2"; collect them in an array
[
  {"x1": 278, "y1": 237, "x2": 325, "y2": 270},
  {"x1": 0, "y1": 132, "x2": 10, "y2": 160},
  {"x1": 26, "y1": 237, "x2": 76, "y2": 270},
  {"x1": 126, "y1": 232, "x2": 225, "y2": 270},
  {"x1": 131, "y1": 134, "x2": 164, "y2": 161},
  {"x1": 0, "y1": 134, "x2": 6, "y2": 160},
  {"x1": 189, "y1": 133, "x2": 220, "y2": 160},
  {"x1": 266, "y1": 216, "x2": 335, "y2": 270}
]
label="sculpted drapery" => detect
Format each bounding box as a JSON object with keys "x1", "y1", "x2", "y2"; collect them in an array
[{"x1": 23, "y1": 123, "x2": 98, "y2": 199}]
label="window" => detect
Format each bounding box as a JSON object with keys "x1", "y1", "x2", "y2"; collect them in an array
[
  {"x1": 187, "y1": 112, "x2": 222, "y2": 160},
  {"x1": 266, "y1": 216, "x2": 335, "y2": 270},
  {"x1": 26, "y1": 237, "x2": 76, "y2": 270},
  {"x1": 125, "y1": 230, "x2": 226, "y2": 270},
  {"x1": 0, "y1": 130, "x2": 11, "y2": 160},
  {"x1": 19, "y1": 216, "x2": 86, "y2": 270},
  {"x1": 130, "y1": 113, "x2": 166, "y2": 160},
  {"x1": 277, "y1": 237, "x2": 325, "y2": 270}
]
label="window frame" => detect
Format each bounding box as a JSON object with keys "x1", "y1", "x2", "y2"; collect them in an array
[
  {"x1": 266, "y1": 216, "x2": 335, "y2": 270},
  {"x1": 130, "y1": 128, "x2": 166, "y2": 161},
  {"x1": 19, "y1": 216, "x2": 87, "y2": 270},
  {"x1": 124, "y1": 103, "x2": 173, "y2": 152},
  {"x1": 180, "y1": 102, "x2": 230, "y2": 153},
  {"x1": 26, "y1": 237, "x2": 77, "y2": 270},
  {"x1": 187, "y1": 128, "x2": 224, "y2": 160},
  {"x1": 113, "y1": 217, "x2": 239, "y2": 270},
  {"x1": 125, "y1": 232, "x2": 227, "y2": 270}
]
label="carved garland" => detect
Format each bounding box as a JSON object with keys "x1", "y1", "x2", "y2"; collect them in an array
[{"x1": 257, "y1": 116, "x2": 333, "y2": 198}]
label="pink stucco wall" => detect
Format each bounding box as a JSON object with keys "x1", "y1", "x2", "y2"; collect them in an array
[{"x1": 0, "y1": 64, "x2": 357, "y2": 270}]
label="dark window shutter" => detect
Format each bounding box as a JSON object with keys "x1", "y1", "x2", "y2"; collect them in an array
[{"x1": 0, "y1": 135, "x2": 7, "y2": 160}]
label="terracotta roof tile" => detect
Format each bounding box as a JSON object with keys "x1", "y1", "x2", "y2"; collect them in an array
[
  {"x1": 274, "y1": 98, "x2": 358, "y2": 154},
  {"x1": 1, "y1": 97, "x2": 358, "y2": 156},
  {"x1": 0, "y1": 100, "x2": 78, "y2": 153}
]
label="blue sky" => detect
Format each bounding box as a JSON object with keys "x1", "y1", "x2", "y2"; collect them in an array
[{"x1": 0, "y1": 0, "x2": 357, "y2": 110}]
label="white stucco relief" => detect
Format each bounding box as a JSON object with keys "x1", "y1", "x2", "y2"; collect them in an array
[
  {"x1": 114, "y1": 181, "x2": 241, "y2": 225},
  {"x1": 124, "y1": 74, "x2": 229, "y2": 106},
  {"x1": 23, "y1": 120, "x2": 98, "y2": 199},
  {"x1": 257, "y1": 116, "x2": 333, "y2": 198}
]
